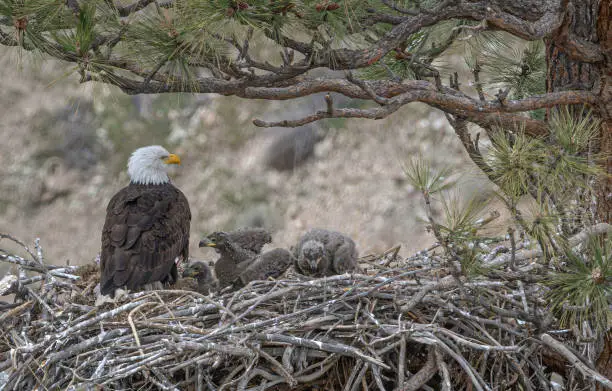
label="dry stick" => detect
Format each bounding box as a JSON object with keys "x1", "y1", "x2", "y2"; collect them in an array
[
  {"x1": 252, "y1": 333, "x2": 389, "y2": 369},
  {"x1": 508, "y1": 227, "x2": 517, "y2": 269},
  {"x1": 343, "y1": 360, "x2": 364, "y2": 391},
  {"x1": 539, "y1": 333, "x2": 612, "y2": 389},
  {"x1": 0, "y1": 233, "x2": 39, "y2": 263},
  {"x1": 231, "y1": 286, "x2": 297, "y2": 312},
  {"x1": 0, "y1": 253, "x2": 79, "y2": 279},
  {"x1": 281, "y1": 345, "x2": 294, "y2": 374},
  {"x1": 399, "y1": 274, "x2": 458, "y2": 312},
  {"x1": 375, "y1": 340, "x2": 403, "y2": 356},
  {"x1": 433, "y1": 335, "x2": 488, "y2": 391},
  {"x1": 153, "y1": 289, "x2": 238, "y2": 321},
  {"x1": 169, "y1": 354, "x2": 214, "y2": 374},
  {"x1": 371, "y1": 364, "x2": 386, "y2": 391},
  {"x1": 128, "y1": 321, "x2": 207, "y2": 336},
  {"x1": 439, "y1": 300, "x2": 522, "y2": 336},
  {"x1": 205, "y1": 268, "x2": 427, "y2": 339},
  {"x1": 249, "y1": 343, "x2": 297, "y2": 387},
  {"x1": 92, "y1": 351, "x2": 111, "y2": 380},
  {"x1": 346, "y1": 71, "x2": 389, "y2": 105},
  {"x1": 15, "y1": 300, "x2": 147, "y2": 355},
  {"x1": 396, "y1": 347, "x2": 437, "y2": 391},
  {"x1": 102, "y1": 352, "x2": 172, "y2": 384},
  {"x1": 153, "y1": 291, "x2": 177, "y2": 320},
  {"x1": 127, "y1": 302, "x2": 161, "y2": 379},
  {"x1": 436, "y1": 328, "x2": 519, "y2": 352},
  {"x1": 350, "y1": 363, "x2": 369, "y2": 391},
  {"x1": 24, "y1": 286, "x2": 56, "y2": 320},
  {"x1": 218, "y1": 364, "x2": 246, "y2": 391},
  {"x1": 469, "y1": 320, "x2": 534, "y2": 391},
  {"x1": 435, "y1": 348, "x2": 452, "y2": 391},
  {"x1": 237, "y1": 360, "x2": 271, "y2": 391},
  {"x1": 44, "y1": 328, "x2": 131, "y2": 366},
  {"x1": 489, "y1": 223, "x2": 611, "y2": 266},
  {"x1": 0, "y1": 300, "x2": 32, "y2": 322},
  {"x1": 397, "y1": 336, "x2": 406, "y2": 387},
  {"x1": 211, "y1": 286, "x2": 296, "y2": 336},
  {"x1": 516, "y1": 281, "x2": 529, "y2": 313},
  {"x1": 291, "y1": 356, "x2": 337, "y2": 382},
  {"x1": 168, "y1": 340, "x2": 255, "y2": 358}
]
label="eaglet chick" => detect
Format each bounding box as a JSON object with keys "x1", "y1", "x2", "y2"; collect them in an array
[
  {"x1": 223, "y1": 227, "x2": 272, "y2": 255},
  {"x1": 199, "y1": 232, "x2": 256, "y2": 288},
  {"x1": 236, "y1": 248, "x2": 295, "y2": 286},
  {"x1": 294, "y1": 228, "x2": 360, "y2": 276},
  {"x1": 180, "y1": 261, "x2": 218, "y2": 294}
]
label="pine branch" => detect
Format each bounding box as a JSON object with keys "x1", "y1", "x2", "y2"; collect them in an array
[{"x1": 252, "y1": 79, "x2": 596, "y2": 131}]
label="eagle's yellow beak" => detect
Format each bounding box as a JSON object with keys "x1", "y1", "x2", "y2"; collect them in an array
[{"x1": 164, "y1": 154, "x2": 181, "y2": 165}]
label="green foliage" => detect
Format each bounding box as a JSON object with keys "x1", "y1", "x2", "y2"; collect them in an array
[
  {"x1": 402, "y1": 154, "x2": 454, "y2": 195},
  {"x1": 437, "y1": 190, "x2": 488, "y2": 243},
  {"x1": 119, "y1": 8, "x2": 229, "y2": 90},
  {"x1": 52, "y1": 2, "x2": 96, "y2": 55},
  {"x1": 482, "y1": 40, "x2": 545, "y2": 99},
  {"x1": 456, "y1": 244, "x2": 489, "y2": 277},
  {"x1": 547, "y1": 237, "x2": 612, "y2": 332},
  {"x1": 463, "y1": 32, "x2": 546, "y2": 118},
  {"x1": 486, "y1": 129, "x2": 543, "y2": 201},
  {"x1": 523, "y1": 193, "x2": 569, "y2": 260},
  {"x1": 549, "y1": 106, "x2": 601, "y2": 155},
  {"x1": 486, "y1": 109, "x2": 604, "y2": 209},
  {"x1": 0, "y1": 0, "x2": 75, "y2": 49},
  {"x1": 359, "y1": 20, "x2": 459, "y2": 81},
  {"x1": 358, "y1": 53, "x2": 416, "y2": 80}
]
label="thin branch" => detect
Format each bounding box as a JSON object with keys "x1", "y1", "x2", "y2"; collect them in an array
[
  {"x1": 540, "y1": 333, "x2": 612, "y2": 388},
  {"x1": 488, "y1": 223, "x2": 611, "y2": 267},
  {"x1": 396, "y1": 348, "x2": 437, "y2": 391}
]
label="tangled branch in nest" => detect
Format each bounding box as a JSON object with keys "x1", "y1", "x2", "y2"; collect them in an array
[{"x1": 0, "y1": 231, "x2": 611, "y2": 390}]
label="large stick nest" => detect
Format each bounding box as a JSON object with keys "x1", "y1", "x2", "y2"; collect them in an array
[{"x1": 0, "y1": 233, "x2": 611, "y2": 391}]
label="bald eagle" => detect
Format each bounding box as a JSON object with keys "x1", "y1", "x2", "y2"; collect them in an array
[{"x1": 99, "y1": 145, "x2": 191, "y2": 296}]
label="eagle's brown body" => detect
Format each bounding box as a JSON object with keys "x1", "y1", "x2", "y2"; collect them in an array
[{"x1": 100, "y1": 182, "x2": 191, "y2": 295}]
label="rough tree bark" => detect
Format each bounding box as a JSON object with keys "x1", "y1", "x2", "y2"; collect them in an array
[
  {"x1": 546, "y1": 0, "x2": 611, "y2": 385},
  {"x1": 546, "y1": 0, "x2": 610, "y2": 225}
]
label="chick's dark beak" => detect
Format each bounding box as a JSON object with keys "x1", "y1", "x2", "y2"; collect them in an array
[
  {"x1": 182, "y1": 267, "x2": 196, "y2": 278},
  {"x1": 309, "y1": 257, "x2": 320, "y2": 272}
]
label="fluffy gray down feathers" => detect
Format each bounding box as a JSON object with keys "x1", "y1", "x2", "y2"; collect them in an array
[
  {"x1": 294, "y1": 228, "x2": 359, "y2": 276},
  {"x1": 238, "y1": 248, "x2": 295, "y2": 285}
]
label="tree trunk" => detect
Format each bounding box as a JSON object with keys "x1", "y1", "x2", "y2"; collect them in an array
[
  {"x1": 546, "y1": 0, "x2": 611, "y2": 225},
  {"x1": 546, "y1": 1, "x2": 611, "y2": 386}
]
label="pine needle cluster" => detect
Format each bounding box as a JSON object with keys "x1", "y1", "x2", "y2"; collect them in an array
[{"x1": 403, "y1": 105, "x2": 609, "y2": 332}]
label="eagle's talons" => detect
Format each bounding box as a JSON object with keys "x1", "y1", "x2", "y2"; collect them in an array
[{"x1": 94, "y1": 287, "x2": 129, "y2": 307}]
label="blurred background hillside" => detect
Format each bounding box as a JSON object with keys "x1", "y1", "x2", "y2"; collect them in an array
[{"x1": 0, "y1": 46, "x2": 491, "y2": 271}]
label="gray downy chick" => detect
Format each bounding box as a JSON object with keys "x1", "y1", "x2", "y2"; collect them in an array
[
  {"x1": 294, "y1": 228, "x2": 360, "y2": 276},
  {"x1": 199, "y1": 232, "x2": 256, "y2": 287},
  {"x1": 224, "y1": 227, "x2": 272, "y2": 255},
  {"x1": 295, "y1": 240, "x2": 330, "y2": 276},
  {"x1": 181, "y1": 261, "x2": 218, "y2": 294},
  {"x1": 238, "y1": 248, "x2": 295, "y2": 286}
]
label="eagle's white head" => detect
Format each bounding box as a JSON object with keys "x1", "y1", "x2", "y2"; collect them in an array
[{"x1": 128, "y1": 145, "x2": 181, "y2": 185}]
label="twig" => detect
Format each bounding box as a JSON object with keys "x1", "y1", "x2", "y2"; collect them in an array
[
  {"x1": 396, "y1": 347, "x2": 437, "y2": 391},
  {"x1": 435, "y1": 348, "x2": 451, "y2": 391},
  {"x1": 488, "y1": 223, "x2": 611, "y2": 266},
  {"x1": 539, "y1": 333, "x2": 612, "y2": 389},
  {"x1": 252, "y1": 334, "x2": 390, "y2": 370}
]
